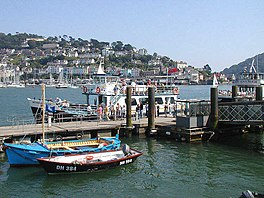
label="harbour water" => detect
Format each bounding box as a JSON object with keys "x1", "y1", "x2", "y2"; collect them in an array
[{"x1": 0, "y1": 85, "x2": 263, "y2": 197}]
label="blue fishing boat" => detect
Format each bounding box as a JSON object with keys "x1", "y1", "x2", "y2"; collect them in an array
[
  {"x1": 4, "y1": 135, "x2": 121, "y2": 166},
  {"x1": 3, "y1": 84, "x2": 121, "y2": 166}
]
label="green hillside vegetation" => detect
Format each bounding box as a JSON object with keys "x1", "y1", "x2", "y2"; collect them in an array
[
  {"x1": 0, "y1": 33, "x2": 176, "y2": 71},
  {"x1": 222, "y1": 52, "x2": 264, "y2": 77}
]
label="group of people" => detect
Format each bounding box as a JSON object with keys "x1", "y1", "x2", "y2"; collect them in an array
[
  {"x1": 88, "y1": 100, "x2": 175, "y2": 122},
  {"x1": 54, "y1": 97, "x2": 69, "y2": 108},
  {"x1": 135, "y1": 102, "x2": 144, "y2": 120},
  {"x1": 155, "y1": 102, "x2": 174, "y2": 118},
  {"x1": 90, "y1": 102, "x2": 127, "y2": 121}
]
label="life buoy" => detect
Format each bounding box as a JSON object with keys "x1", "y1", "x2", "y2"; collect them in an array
[
  {"x1": 96, "y1": 87, "x2": 101, "y2": 94},
  {"x1": 173, "y1": 88, "x2": 178, "y2": 95},
  {"x1": 56, "y1": 135, "x2": 63, "y2": 141},
  {"x1": 76, "y1": 133, "x2": 83, "y2": 140},
  {"x1": 86, "y1": 155, "x2": 93, "y2": 160},
  {"x1": 83, "y1": 86, "x2": 88, "y2": 93}
]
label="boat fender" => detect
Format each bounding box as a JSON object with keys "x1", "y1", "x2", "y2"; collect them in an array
[
  {"x1": 98, "y1": 142, "x2": 108, "y2": 148},
  {"x1": 86, "y1": 155, "x2": 93, "y2": 160},
  {"x1": 122, "y1": 144, "x2": 130, "y2": 156},
  {"x1": 83, "y1": 86, "x2": 88, "y2": 93},
  {"x1": 96, "y1": 87, "x2": 101, "y2": 94},
  {"x1": 240, "y1": 190, "x2": 255, "y2": 198}
]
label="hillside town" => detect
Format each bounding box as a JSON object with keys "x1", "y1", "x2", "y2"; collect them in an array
[{"x1": 0, "y1": 33, "x2": 230, "y2": 87}]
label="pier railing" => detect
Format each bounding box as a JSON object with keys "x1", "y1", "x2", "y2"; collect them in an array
[
  {"x1": 218, "y1": 100, "x2": 264, "y2": 124},
  {"x1": 175, "y1": 100, "x2": 211, "y2": 117}
]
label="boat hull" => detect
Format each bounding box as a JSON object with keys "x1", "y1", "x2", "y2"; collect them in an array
[
  {"x1": 5, "y1": 143, "x2": 48, "y2": 165},
  {"x1": 37, "y1": 149, "x2": 142, "y2": 174},
  {"x1": 28, "y1": 99, "x2": 97, "y2": 123},
  {"x1": 4, "y1": 136, "x2": 121, "y2": 166},
  {"x1": 30, "y1": 106, "x2": 97, "y2": 123}
]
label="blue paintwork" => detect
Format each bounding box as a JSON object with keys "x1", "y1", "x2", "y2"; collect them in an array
[{"x1": 4, "y1": 135, "x2": 121, "y2": 166}]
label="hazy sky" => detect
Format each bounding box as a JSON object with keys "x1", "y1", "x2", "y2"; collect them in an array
[{"x1": 1, "y1": 0, "x2": 264, "y2": 71}]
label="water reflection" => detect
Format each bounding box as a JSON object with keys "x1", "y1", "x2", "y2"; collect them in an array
[
  {"x1": 218, "y1": 131, "x2": 264, "y2": 153},
  {"x1": 0, "y1": 136, "x2": 263, "y2": 197}
]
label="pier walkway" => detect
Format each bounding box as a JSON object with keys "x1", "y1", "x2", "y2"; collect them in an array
[{"x1": 0, "y1": 116, "x2": 176, "y2": 139}]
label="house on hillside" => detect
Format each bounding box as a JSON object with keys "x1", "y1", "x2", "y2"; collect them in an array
[{"x1": 42, "y1": 43, "x2": 59, "y2": 49}]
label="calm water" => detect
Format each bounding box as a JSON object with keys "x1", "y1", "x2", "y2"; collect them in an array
[{"x1": 0, "y1": 85, "x2": 263, "y2": 197}]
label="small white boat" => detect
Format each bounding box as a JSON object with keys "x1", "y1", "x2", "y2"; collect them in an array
[
  {"x1": 6, "y1": 83, "x2": 25, "y2": 88},
  {"x1": 37, "y1": 144, "x2": 142, "y2": 174},
  {"x1": 56, "y1": 83, "x2": 68, "y2": 89}
]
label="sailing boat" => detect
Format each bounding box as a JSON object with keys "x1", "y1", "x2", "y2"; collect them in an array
[
  {"x1": 68, "y1": 72, "x2": 79, "y2": 89},
  {"x1": 4, "y1": 84, "x2": 121, "y2": 166},
  {"x1": 46, "y1": 73, "x2": 56, "y2": 87},
  {"x1": 56, "y1": 69, "x2": 68, "y2": 88},
  {"x1": 213, "y1": 74, "x2": 218, "y2": 87},
  {"x1": 6, "y1": 67, "x2": 25, "y2": 88}
]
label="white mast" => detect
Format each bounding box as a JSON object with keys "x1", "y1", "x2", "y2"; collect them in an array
[
  {"x1": 97, "y1": 59, "x2": 106, "y2": 75},
  {"x1": 249, "y1": 58, "x2": 256, "y2": 73}
]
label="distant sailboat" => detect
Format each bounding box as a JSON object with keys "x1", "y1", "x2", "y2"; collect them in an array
[
  {"x1": 46, "y1": 73, "x2": 56, "y2": 87},
  {"x1": 213, "y1": 74, "x2": 218, "y2": 87},
  {"x1": 56, "y1": 69, "x2": 68, "y2": 88},
  {"x1": 97, "y1": 59, "x2": 106, "y2": 75},
  {"x1": 6, "y1": 67, "x2": 25, "y2": 88}
]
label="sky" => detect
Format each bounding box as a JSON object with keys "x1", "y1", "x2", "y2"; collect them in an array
[{"x1": 1, "y1": 0, "x2": 264, "y2": 72}]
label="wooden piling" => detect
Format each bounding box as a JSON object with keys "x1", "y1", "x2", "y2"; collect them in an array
[
  {"x1": 232, "y1": 85, "x2": 238, "y2": 101},
  {"x1": 126, "y1": 86, "x2": 132, "y2": 128},
  {"x1": 256, "y1": 86, "x2": 263, "y2": 101},
  {"x1": 210, "y1": 87, "x2": 218, "y2": 130},
  {"x1": 146, "y1": 86, "x2": 156, "y2": 136}
]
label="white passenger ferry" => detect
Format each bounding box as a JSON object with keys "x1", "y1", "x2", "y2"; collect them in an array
[
  {"x1": 233, "y1": 58, "x2": 264, "y2": 95},
  {"x1": 219, "y1": 57, "x2": 264, "y2": 101},
  {"x1": 82, "y1": 76, "x2": 179, "y2": 115}
]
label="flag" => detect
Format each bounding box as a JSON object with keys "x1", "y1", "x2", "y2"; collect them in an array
[
  {"x1": 46, "y1": 104, "x2": 56, "y2": 113},
  {"x1": 168, "y1": 68, "x2": 178, "y2": 74}
]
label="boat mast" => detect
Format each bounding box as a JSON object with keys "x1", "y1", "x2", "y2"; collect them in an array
[{"x1": 41, "y1": 83, "x2": 45, "y2": 143}]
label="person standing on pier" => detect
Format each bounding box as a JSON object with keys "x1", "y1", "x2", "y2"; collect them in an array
[
  {"x1": 87, "y1": 104, "x2": 92, "y2": 114},
  {"x1": 164, "y1": 102, "x2": 168, "y2": 117},
  {"x1": 136, "y1": 104, "x2": 140, "y2": 120},
  {"x1": 156, "y1": 102, "x2": 160, "y2": 117},
  {"x1": 109, "y1": 101, "x2": 113, "y2": 116},
  {"x1": 139, "y1": 102, "x2": 143, "y2": 118},
  {"x1": 97, "y1": 105, "x2": 103, "y2": 121},
  {"x1": 121, "y1": 105, "x2": 126, "y2": 119},
  {"x1": 116, "y1": 103, "x2": 120, "y2": 119},
  {"x1": 104, "y1": 105, "x2": 110, "y2": 120}
]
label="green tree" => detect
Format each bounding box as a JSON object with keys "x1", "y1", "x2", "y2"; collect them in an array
[{"x1": 123, "y1": 44, "x2": 133, "y2": 51}]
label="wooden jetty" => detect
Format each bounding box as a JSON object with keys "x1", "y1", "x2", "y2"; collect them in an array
[
  {"x1": 0, "y1": 116, "x2": 177, "y2": 142},
  {"x1": 2, "y1": 85, "x2": 262, "y2": 144}
]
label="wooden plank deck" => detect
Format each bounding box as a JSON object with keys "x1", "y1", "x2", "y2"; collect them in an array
[{"x1": 0, "y1": 116, "x2": 176, "y2": 138}]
